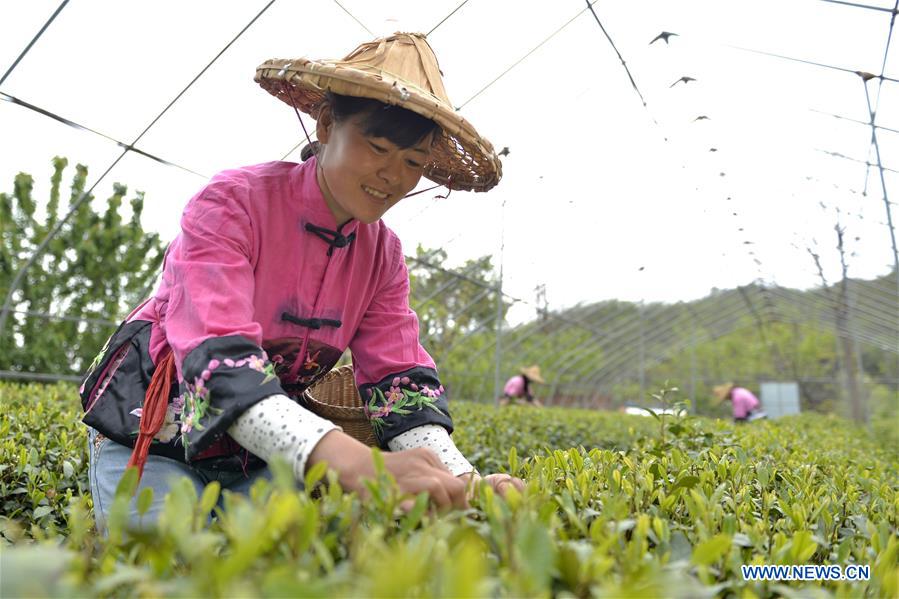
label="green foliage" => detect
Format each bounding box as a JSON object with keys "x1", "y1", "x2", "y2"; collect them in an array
[
  {"x1": 405, "y1": 250, "x2": 896, "y2": 416},
  {"x1": 453, "y1": 402, "x2": 656, "y2": 474},
  {"x1": 0, "y1": 383, "x2": 89, "y2": 541},
  {"x1": 408, "y1": 246, "x2": 503, "y2": 342},
  {"x1": 626, "y1": 319, "x2": 845, "y2": 415},
  {"x1": 0, "y1": 157, "x2": 166, "y2": 375},
  {"x1": 868, "y1": 383, "x2": 899, "y2": 448},
  {"x1": 407, "y1": 244, "x2": 513, "y2": 401},
  {"x1": 3, "y1": 381, "x2": 897, "y2": 597}
]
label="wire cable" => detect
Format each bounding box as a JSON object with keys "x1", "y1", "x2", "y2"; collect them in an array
[
  {"x1": 0, "y1": 0, "x2": 70, "y2": 87},
  {"x1": 457, "y1": 2, "x2": 596, "y2": 109},
  {"x1": 0, "y1": 0, "x2": 278, "y2": 339},
  {"x1": 728, "y1": 44, "x2": 898, "y2": 82},
  {"x1": 126, "y1": 1, "x2": 277, "y2": 155},
  {"x1": 860, "y1": 78, "x2": 899, "y2": 273},
  {"x1": 809, "y1": 108, "x2": 899, "y2": 135},
  {"x1": 427, "y1": 0, "x2": 470, "y2": 36},
  {"x1": 861, "y1": 0, "x2": 897, "y2": 202},
  {"x1": 333, "y1": 0, "x2": 373, "y2": 36},
  {"x1": 815, "y1": 148, "x2": 899, "y2": 173},
  {"x1": 0, "y1": 92, "x2": 208, "y2": 178},
  {"x1": 819, "y1": 0, "x2": 898, "y2": 13},
  {"x1": 584, "y1": 0, "x2": 647, "y2": 107},
  {"x1": 11, "y1": 309, "x2": 118, "y2": 327}
]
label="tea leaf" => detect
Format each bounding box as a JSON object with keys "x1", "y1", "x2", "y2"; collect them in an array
[
  {"x1": 2, "y1": 382, "x2": 897, "y2": 598},
  {"x1": 692, "y1": 534, "x2": 732, "y2": 566},
  {"x1": 199, "y1": 481, "x2": 221, "y2": 514},
  {"x1": 136, "y1": 487, "x2": 154, "y2": 516},
  {"x1": 670, "y1": 475, "x2": 700, "y2": 493},
  {"x1": 32, "y1": 506, "x2": 53, "y2": 519},
  {"x1": 304, "y1": 460, "x2": 328, "y2": 492}
]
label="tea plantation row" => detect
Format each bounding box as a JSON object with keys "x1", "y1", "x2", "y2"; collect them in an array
[{"x1": 1, "y1": 382, "x2": 896, "y2": 597}]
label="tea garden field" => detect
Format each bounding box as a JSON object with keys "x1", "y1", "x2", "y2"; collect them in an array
[{"x1": 1, "y1": 382, "x2": 897, "y2": 598}]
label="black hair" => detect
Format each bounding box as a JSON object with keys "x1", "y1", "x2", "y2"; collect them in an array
[
  {"x1": 300, "y1": 141, "x2": 320, "y2": 161},
  {"x1": 326, "y1": 91, "x2": 440, "y2": 149}
]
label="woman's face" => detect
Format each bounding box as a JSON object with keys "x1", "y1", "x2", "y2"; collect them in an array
[{"x1": 315, "y1": 107, "x2": 434, "y2": 225}]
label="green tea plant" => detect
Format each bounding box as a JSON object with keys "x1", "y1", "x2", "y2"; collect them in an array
[
  {"x1": 643, "y1": 382, "x2": 693, "y2": 445},
  {"x1": 0, "y1": 383, "x2": 89, "y2": 540},
  {"x1": 1, "y1": 381, "x2": 897, "y2": 598}
]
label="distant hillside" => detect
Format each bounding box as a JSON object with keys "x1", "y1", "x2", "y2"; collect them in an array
[{"x1": 521, "y1": 269, "x2": 897, "y2": 413}]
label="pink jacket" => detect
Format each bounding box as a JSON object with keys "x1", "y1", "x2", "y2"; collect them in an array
[
  {"x1": 115, "y1": 158, "x2": 450, "y2": 457},
  {"x1": 730, "y1": 387, "x2": 760, "y2": 419},
  {"x1": 503, "y1": 375, "x2": 525, "y2": 397}
]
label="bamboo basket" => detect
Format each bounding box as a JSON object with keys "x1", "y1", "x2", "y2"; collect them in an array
[{"x1": 302, "y1": 364, "x2": 377, "y2": 447}]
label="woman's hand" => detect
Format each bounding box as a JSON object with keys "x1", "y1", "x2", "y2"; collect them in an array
[
  {"x1": 308, "y1": 430, "x2": 468, "y2": 510},
  {"x1": 457, "y1": 471, "x2": 525, "y2": 499}
]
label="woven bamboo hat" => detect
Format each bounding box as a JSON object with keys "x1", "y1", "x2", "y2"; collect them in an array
[
  {"x1": 520, "y1": 365, "x2": 545, "y2": 384},
  {"x1": 712, "y1": 382, "x2": 735, "y2": 402},
  {"x1": 255, "y1": 32, "x2": 502, "y2": 193}
]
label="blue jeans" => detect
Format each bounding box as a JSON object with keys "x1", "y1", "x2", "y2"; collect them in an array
[{"x1": 87, "y1": 427, "x2": 272, "y2": 533}]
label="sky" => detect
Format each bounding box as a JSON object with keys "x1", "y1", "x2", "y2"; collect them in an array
[{"x1": 1, "y1": 0, "x2": 897, "y2": 325}]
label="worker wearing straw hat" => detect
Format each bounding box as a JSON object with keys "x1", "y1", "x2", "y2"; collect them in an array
[
  {"x1": 713, "y1": 382, "x2": 766, "y2": 422},
  {"x1": 501, "y1": 365, "x2": 546, "y2": 407},
  {"x1": 80, "y1": 32, "x2": 520, "y2": 532}
]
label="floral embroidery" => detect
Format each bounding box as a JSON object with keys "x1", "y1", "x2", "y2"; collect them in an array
[
  {"x1": 303, "y1": 350, "x2": 322, "y2": 372},
  {"x1": 85, "y1": 345, "x2": 130, "y2": 406},
  {"x1": 86, "y1": 334, "x2": 113, "y2": 376},
  {"x1": 269, "y1": 353, "x2": 293, "y2": 384},
  {"x1": 130, "y1": 406, "x2": 180, "y2": 443},
  {"x1": 80, "y1": 334, "x2": 115, "y2": 394},
  {"x1": 262, "y1": 338, "x2": 342, "y2": 391},
  {"x1": 155, "y1": 408, "x2": 180, "y2": 443},
  {"x1": 364, "y1": 376, "x2": 444, "y2": 435},
  {"x1": 179, "y1": 377, "x2": 219, "y2": 440},
  {"x1": 125, "y1": 351, "x2": 276, "y2": 450},
  {"x1": 220, "y1": 352, "x2": 278, "y2": 385}
]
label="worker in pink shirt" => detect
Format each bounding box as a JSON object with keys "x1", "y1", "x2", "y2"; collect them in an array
[
  {"x1": 500, "y1": 365, "x2": 545, "y2": 407},
  {"x1": 713, "y1": 383, "x2": 766, "y2": 422},
  {"x1": 80, "y1": 33, "x2": 522, "y2": 532}
]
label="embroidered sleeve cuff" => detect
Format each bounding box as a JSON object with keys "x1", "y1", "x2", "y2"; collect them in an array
[
  {"x1": 178, "y1": 335, "x2": 285, "y2": 460},
  {"x1": 358, "y1": 366, "x2": 454, "y2": 449},
  {"x1": 387, "y1": 424, "x2": 476, "y2": 477},
  {"x1": 227, "y1": 393, "x2": 340, "y2": 481}
]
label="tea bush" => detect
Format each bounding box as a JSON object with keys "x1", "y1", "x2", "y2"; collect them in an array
[
  {"x1": 0, "y1": 383, "x2": 89, "y2": 538},
  {"x1": 1, "y1": 382, "x2": 897, "y2": 598}
]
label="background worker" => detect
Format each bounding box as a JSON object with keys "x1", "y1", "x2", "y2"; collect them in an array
[
  {"x1": 500, "y1": 365, "x2": 545, "y2": 407},
  {"x1": 714, "y1": 382, "x2": 767, "y2": 422}
]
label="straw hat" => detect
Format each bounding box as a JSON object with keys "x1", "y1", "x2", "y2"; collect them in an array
[
  {"x1": 712, "y1": 382, "x2": 735, "y2": 402},
  {"x1": 255, "y1": 32, "x2": 502, "y2": 193},
  {"x1": 520, "y1": 365, "x2": 545, "y2": 384}
]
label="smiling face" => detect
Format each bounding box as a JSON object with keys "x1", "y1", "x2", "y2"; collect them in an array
[{"x1": 314, "y1": 103, "x2": 436, "y2": 226}]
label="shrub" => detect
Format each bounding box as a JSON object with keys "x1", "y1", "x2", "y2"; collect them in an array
[
  {"x1": 0, "y1": 382, "x2": 89, "y2": 540},
  {"x1": 1, "y1": 381, "x2": 896, "y2": 598}
]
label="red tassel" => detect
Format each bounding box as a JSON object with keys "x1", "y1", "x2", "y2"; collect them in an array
[{"x1": 126, "y1": 349, "x2": 176, "y2": 484}]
